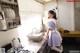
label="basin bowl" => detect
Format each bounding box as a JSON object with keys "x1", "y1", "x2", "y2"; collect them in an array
[{"x1": 27, "y1": 33, "x2": 44, "y2": 42}]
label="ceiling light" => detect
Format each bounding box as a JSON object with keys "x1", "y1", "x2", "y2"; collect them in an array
[
  {"x1": 45, "y1": 0, "x2": 52, "y2": 2},
  {"x1": 35, "y1": 0, "x2": 53, "y2": 4}
]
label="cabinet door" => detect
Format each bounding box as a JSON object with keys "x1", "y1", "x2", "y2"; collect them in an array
[
  {"x1": 74, "y1": 2, "x2": 80, "y2": 31},
  {"x1": 38, "y1": 41, "x2": 50, "y2": 53}
]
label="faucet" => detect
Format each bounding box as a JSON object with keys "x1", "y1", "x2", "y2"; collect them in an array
[
  {"x1": 31, "y1": 28, "x2": 39, "y2": 34},
  {"x1": 26, "y1": 28, "x2": 39, "y2": 36}
]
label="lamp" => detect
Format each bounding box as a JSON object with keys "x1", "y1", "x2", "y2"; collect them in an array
[{"x1": 35, "y1": 0, "x2": 54, "y2": 4}]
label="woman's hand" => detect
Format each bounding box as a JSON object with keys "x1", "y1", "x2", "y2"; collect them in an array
[{"x1": 43, "y1": 35, "x2": 48, "y2": 40}]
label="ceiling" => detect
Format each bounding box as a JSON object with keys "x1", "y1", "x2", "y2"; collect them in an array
[{"x1": 35, "y1": 0, "x2": 55, "y2": 4}]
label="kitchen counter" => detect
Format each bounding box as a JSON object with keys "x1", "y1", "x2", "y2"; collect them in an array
[{"x1": 22, "y1": 36, "x2": 47, "y2": 53}]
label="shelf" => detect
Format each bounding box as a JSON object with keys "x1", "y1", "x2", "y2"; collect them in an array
[
  {"x1": 1, "y1": 0, "x2": 18, "y2": 5},
  {"x1": 64, "y1": 31, "x2": 80, "y2": 35},
  {"x1": 0, "y1": 0, "x2": 21, "y2": 31},
  {"x1": 59, "y1": 28, "x2": 80, "y2": 37},
  {"x1": 62, "y1": 35, "x2": 80, "y2": 37}
]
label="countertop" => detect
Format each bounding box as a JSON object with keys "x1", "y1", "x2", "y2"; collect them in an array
[{"x1": 23, "y1": 35, "x2": 46, "y2": 53}]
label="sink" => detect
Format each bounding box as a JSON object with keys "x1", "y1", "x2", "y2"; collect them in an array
[{"x1": 27, "y1": 33, "x2": 44, "y2": 42}]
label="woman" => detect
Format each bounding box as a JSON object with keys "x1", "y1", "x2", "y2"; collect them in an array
[{"x1": 43, "y1": 10, "x2": 62, "y2": 53}]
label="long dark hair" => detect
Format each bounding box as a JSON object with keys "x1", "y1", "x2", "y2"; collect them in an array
[{"x1": 49, "y1": 10, "x2": 57, "y2": 20}]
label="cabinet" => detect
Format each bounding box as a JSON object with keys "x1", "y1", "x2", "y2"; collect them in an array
[
  {"x1": 0, "y1": 0, "x2": 21, "y2": 31},
  {"x1": 74, "y1": 2, "x2": 80, "y2": 31},
  {"x1": 37, "y1": 41, "x2": 50, "y2": 53}
]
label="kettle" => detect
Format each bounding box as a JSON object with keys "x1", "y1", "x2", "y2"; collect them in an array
[{"x1": 12, "y1": 38, "x2": 21, "y2": 48}]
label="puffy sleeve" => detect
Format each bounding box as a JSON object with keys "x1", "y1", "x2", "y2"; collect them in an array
[{"x1": 47, "y1": 21, "x2": 55, "y2": 30}]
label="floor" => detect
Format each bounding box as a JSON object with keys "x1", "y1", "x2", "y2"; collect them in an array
[{"x1": 63, "y1": 37, "x2": 80, "y2": 53}]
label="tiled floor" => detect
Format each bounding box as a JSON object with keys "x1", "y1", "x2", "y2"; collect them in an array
[{"x1": 63, "y1": 37, "x2": 80, "y2": 53}]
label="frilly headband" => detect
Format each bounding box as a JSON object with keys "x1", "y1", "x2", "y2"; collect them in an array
[{"x1": 52, "y1": 9, "x2": 56, "y2": 13}]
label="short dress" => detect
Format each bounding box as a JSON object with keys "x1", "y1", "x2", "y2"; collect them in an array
[{"x1": 47, "y1": 19, "x2": 62, "y2": 48}]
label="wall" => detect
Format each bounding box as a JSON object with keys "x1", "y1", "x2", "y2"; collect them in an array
[
  {"x1": 44, "y1": 0, "x2": 75, "y2": 31},
  {"x1": 74, "y1": 2, "x2": 80, "y2": 31},
  {"x1": 18, "y1": 0, "x2": 43, "y2": 13},
  {"x1": 58, "y1": 0, "x2": 75, "y2": 31},
  {"x1": 0, "y1": 29, "x2": 19, "y2": 47},
  {"x1": 44, "y1": 1, "x2": 57, "y2": 10}
]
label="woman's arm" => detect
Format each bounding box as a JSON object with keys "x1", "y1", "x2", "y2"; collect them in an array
[
  {"x1": 46, "y1": 28, "x2": 50, "y2": 38},
  {"x1": 43, "y1": 21, "x2": 52, "y2": 39},
  {"x1": 43, "y1": 28, "x2": 50, "y2": 40}
]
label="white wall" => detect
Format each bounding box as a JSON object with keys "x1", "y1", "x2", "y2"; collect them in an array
[
  {"x1": 0, "y1": 29, "x2": 19, "y2": 47},
  {"x1": 44, "y1": 0, "x2": 75, "y2": 31},
  {"x1": 18, "y1": 0, "x2": 43, "y2": 13},
  {"x1": 44, "y1": 1, "x2": 57, "y2": 10},
  {"x1": 74, "y1": 2, "x2": 80, "y2": 31},
  {"x1": 58, "y1": 0, "x2": 75, "y2": 31}
]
